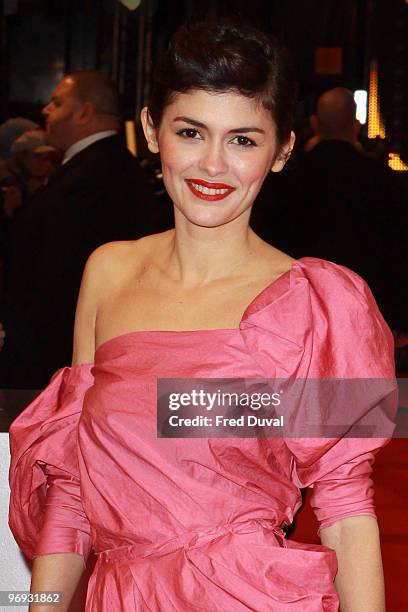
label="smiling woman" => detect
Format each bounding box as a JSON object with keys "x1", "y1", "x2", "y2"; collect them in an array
[
  {"x1": 141, "y1": 89, "x2": 292, "y2": 228},
  {"x1": 9, "y1": 19, "x2": 394, "y2": 612}
]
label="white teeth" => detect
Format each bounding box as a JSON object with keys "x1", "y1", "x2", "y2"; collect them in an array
[{"x1": 191, "y1": 182, "x2": 230, "y2": 195}]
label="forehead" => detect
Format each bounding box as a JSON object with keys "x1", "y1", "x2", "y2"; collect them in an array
[
  {"x1": 161, "y1": 89, "x2": 275, "y2": 129},
  {"x1": 52, "y1": 77, "x2": 76, "y2": 101}
]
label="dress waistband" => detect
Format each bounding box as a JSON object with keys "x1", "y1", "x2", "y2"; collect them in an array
[{"x1": 96, "y1": 519, "x2": 286, "y2": 564}]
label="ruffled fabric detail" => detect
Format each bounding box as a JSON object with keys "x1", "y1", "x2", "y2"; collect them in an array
[
  {"x1": 239, "y1": 258, "x2": 397, "y2": 529},
  {"x1": 9, "y1": 364, "x2": 94, "y2": 560}
]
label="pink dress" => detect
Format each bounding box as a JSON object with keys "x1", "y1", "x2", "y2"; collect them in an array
[{"x1": 9, "y1": 258, "x2": 396, "y2": 611}]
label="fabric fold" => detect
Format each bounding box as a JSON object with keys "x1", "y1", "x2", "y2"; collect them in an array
[
  {"x1": 239, "y1": 258, "x2": 397, "y2": 531},
  {"x1": 9, "y1": 364, "x2": 94, "y2": 560}
]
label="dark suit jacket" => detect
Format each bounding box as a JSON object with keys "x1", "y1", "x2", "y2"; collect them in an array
[
  {"x1": 251, "y1": 140, "x2": 407, "y2": 332},
  {"x1": 0, "y1": 134, "x2": 167, "y2": 388}
]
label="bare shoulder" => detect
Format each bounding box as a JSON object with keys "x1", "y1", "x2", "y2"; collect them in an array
[
  {"x1": 89, "y1": 232, "x2": 173, "y2": 265},
  {"x1": 72, "y1": 232, "x2": 171, "y2": 364},
  {"x1": 85, "y1": 231, "x2": 172, "y2": 291}
]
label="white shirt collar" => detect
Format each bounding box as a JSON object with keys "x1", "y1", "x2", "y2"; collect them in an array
[{"x1": 62, "y1": 131, "x2": 116, "y2": 164}]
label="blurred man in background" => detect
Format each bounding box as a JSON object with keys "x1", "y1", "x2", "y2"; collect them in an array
[
  {"x1": 252, "y1": 87, "x2": 407, "y2": 345},
  {"x1": 0, "y1": 71, "x2": 162, "y2": 388}
]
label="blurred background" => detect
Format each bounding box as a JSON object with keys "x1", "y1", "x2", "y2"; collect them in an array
[{"x1": 0, "y1": 0, "x2": 407, "y2": 175}]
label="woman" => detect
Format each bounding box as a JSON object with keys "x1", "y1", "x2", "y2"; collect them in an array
[{"x1": 9, "y1": 20, "x2": 394, "y2": 611}]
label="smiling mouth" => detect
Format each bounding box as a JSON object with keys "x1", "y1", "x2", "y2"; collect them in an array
[{"x1": 185, "y1": 179, "x2": 235, "y2": 201}]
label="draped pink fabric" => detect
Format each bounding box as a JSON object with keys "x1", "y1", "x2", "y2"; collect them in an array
[{"x1": 9, "y1": 258, "x2": 395, "y2": 611}]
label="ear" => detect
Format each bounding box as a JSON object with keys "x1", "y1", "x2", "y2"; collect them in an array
[
  {"x1": 309, "y1": 114, "x2": 318, "y2": 134},
  {"x1": 140, "y1": 107, "x2": 159, "y2": 154},
  {"x1": 75, "y1": 101, "x2": 94, "y2": 126},
  {"x1": 271, "y1": 131, "x2": 296, "y2": 173}
]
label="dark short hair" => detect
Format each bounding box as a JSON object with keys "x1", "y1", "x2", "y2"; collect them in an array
[
  {"x1": 148, "y1": 20, "x2": 297, "y2": 146},
  {"x1": 68, "y1": 70, "x2": 121, "y2": 118}
]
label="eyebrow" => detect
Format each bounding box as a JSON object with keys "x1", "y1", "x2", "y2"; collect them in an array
[{"x1": 173, "y1": 116, "x2": 266, "y2": 135}]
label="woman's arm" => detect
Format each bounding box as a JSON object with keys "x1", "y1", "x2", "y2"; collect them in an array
[
  {"x1": 72, "y1": 249, "x2": 101, "y2": 365},
  {"x1": 29, "y1": 251, "x2": 103, "y2": 611},
  {"x1": 320, "y1": 515, "x2": 385, "y2": 612},
  {"x1": 29, "y1": 554, "x2": 85, "y2": 612}
]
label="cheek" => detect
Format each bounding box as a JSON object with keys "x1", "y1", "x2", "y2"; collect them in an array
[
  {"x1": 234, "y1": 155, "x2": 271, "y2": 191},
  {"x1": 49, "y1": 112, "x2": 62, "y2": 127},
  {"x1": 159, "y1": 139, "x2": 195, "y2": 177},
  {"x1": 158, "y1": 146, "x2": 184, "y2": 199},
  {"x1": 51, "y1": 107, "x2": 70, "y2": 125}
]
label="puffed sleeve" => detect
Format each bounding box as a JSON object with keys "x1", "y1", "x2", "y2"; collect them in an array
[
  {"x1": 289, "y1": 261, "x2": 397, "y2": 530},
  {"x1": 289, "y1": 436, "x2": 393, "y2": 531},
  {"x1": 240, "y1": 258, "x2": 398, "y2": 532},
  {"x1": 9, "y1": 364, "x2": 94, "y2": 562}
]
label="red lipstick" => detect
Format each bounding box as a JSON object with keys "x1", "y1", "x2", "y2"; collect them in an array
[{"x1": 185, "y1": 178, "x2": 235, "y2": 201}]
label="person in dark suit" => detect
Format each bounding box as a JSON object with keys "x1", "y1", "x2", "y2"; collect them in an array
[
  {"x1": 252, "y1": 87, "x2": 407, "y2": 340},
  {"x1": 0, "y1": 71, "x2": 167, "y2": 388}
]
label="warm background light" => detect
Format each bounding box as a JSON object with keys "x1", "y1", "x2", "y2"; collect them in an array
[
  {"x1": 368, "y1": 59, "x2": 385, "y2": 139},
  {"x1": 368, "y1": 58, "x2": 407, "y2": 171},
  {"x1": 388, "y1": 153, "x2": 408, "y2": 171},
  {"x1": 125, "y1": 121, "x2": 137, "y2": 157}
]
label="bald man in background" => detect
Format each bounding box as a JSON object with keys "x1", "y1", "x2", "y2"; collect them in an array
[
  {"x1": 252, "y1": 87, "x2": 407, "y2": 340},
  {"x1": 0, "y1": 71, "x2": 165, "y2": 389},
  {"x1": 306, "y1": 87, "x2": 364, "y2": 153}
]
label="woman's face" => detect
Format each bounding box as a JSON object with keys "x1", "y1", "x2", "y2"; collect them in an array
[{"x1": 142, "y1": 89, "x2": 294, "y2": 229}]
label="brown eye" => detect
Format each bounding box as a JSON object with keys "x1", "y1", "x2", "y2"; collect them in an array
[
  {"x1": 177, "y1": 128, "x2": 200, "y2": 139},
  {"x1": 232, "y1": 135, "x2": 257, "y2": 147}
]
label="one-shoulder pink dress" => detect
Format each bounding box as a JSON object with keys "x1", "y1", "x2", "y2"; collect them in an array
[{"x1": 9, "y1": 258, "x2": 396, "y2": 611}]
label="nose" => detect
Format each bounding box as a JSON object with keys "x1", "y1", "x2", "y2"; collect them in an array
[
  {"x1": 42, "y1": 103, "x2": 51, "y2": 117},
  {"x1": 198, "y1": 140, "x2": 228, "y2": 177}
]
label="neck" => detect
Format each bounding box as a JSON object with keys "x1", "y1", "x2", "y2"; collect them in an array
[
  {"x1": 162, "y1": 210, "x2": 261, "y2": 286},
  {"x1": 320, "y1": 132, "x2": 357, "y2": 145}
]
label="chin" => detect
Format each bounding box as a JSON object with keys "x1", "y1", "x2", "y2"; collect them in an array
[
  {"x1": 178, "y1": 208, "x2": 248, "y2": 229},
  {"x1": 171, "y1": 190, "x2": 252, "y2": 229}
]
